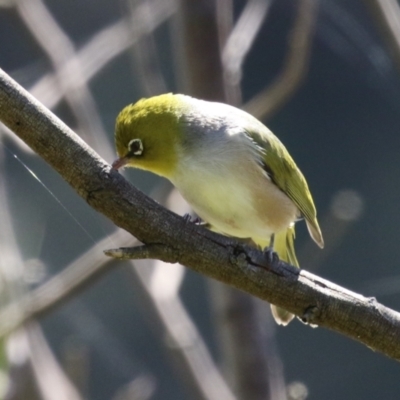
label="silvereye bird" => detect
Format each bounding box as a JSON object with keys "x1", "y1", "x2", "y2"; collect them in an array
[{"x1": 112, "y1": 93, "x2": 324, "y2": 325}]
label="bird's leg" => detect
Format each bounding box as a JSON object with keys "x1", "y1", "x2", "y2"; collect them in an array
[
  {"x1": 183, "y1": 213, "x2": 193, "y2": 223},
  {"x1": 269, "y1": 233, "x2": 275, "y2": 249},
  {"x1": 263, "y1": 234, "x2": 279, "y2": 265},
  {"x1": 183, "y1": 213, "x2": 209, "y2": 227}
]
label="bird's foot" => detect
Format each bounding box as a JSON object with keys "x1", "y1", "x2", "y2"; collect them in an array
[
  {"x1": 183, "y1": 213, "x2": 192, "y2": 223},
  {"x1": 183, "y1": 214, "x2": 208, "y2": 226},
  {"x1": 261, "y1": 233, "x2": 279, "y2": 265},
  {"x1": 262, "y1": 246, "x2": 280, "y2": 266}
]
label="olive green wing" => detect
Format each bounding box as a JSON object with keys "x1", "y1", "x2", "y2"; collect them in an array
[{"x1": 246, "y1": 126, "x2": 324, "y2": 249}]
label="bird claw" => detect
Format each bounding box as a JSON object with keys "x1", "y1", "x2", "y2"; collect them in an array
[
  {"x1": 263, "y1": 246, "x2": 280, "y2": 265},
  {"x1": 183, "y1": 214, "x2": 206, "y2": 225},
  {"x1": 183, "y1": 213, "x2": 192, "y2": 223}
]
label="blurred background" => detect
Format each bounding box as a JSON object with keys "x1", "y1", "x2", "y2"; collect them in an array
[{"x1": 1, "y1": 0, "x2": 400, "y2": 399}]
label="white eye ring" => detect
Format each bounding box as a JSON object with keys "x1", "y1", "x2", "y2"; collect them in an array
[{"x1": 128, "y1": 138, "x2": 143, "y2": 155}]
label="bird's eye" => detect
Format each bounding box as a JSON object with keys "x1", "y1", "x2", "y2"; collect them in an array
[{"x1": 128, "y1": 139, "x2": 143, "y2": 156}]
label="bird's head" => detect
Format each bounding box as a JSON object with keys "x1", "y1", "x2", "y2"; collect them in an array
[{"x1": 112, "y1": 94, "x2": 187, "y2": 178}]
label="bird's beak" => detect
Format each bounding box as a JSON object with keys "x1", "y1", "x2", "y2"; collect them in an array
[{"x1": 112, "y1": 156, "x2": 129, "y2": 170}]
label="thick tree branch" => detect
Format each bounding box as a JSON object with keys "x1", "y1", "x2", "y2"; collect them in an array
[{"x1": 0, "y1": 68, "x2": 400, "y2": 361}]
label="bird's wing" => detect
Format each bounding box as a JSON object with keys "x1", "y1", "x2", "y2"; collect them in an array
[{"x1": 245, "y1": 126, "x2": 324, "y2": 248}]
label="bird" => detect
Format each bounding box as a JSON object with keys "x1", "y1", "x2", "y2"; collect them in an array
[{"x1": 112, "y1": 93, "x2": 324, "y2": 325}]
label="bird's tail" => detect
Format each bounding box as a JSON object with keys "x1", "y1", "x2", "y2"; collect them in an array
[
  {"x1": 270, "y1": 224, "x2": 298, "y2": 325},
  {"x1": 274, "y1": 224, "x2": 299, "y2": 267}
]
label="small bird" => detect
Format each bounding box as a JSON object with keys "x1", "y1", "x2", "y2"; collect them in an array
[{"x1": 112, "y1": 93, "x2": 324, "y2": 325}]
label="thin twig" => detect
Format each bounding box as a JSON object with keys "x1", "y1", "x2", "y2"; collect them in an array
[
  {"x1": 364, "y1": 0, "x2": 400, "y2": 71},
  {"x1": 173, "y1": 0, "x2": 225, "y2": 100},
  {"x1": 15, "y1": 0, "x2": 112, "y2": 159},
  {"x1": 132, "y1": 257, "x2": 236, "y2": 400},
  {"x1": 25, "y1": 323, "x2": 84, "y2": 400},
  {"x1": 0, "y1": 230, "x2": 131, "y2": 339},
  {"x1": 127, "y1": 0, "x2": 169, "y2": 95},
  {"x1": 216, "y1": 0, "x2": 240, "y2": 105},
  {"x1": 243, "y1": 0, "x2": 319, "y2": 120},
  {"x1": 28, "y1": 0, "x2": 176, "y2": 110},
  {"x1": 222, "y1": 0, "x2": 272, "y2": 105}
]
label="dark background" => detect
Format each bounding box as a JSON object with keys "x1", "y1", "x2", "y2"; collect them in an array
[{"x1": 1, "y1": 0, "x2": 400, "y2": 399}]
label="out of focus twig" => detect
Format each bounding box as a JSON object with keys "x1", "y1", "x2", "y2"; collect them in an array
[
  {"x1": 15, "y1": 0, "x2": 112, "y2": 159},
  {"x1": 243, "y1": 0, "x2": 319, "y2": 120},
  {"x1": 12, "y1": 323, "x2": 83, "y2": 400},
  {"x1": 210, "y1": 291, "x2": 287, "y2": 400},
  {"x1": 28, "y1": 0, "x2": 176, "y2": 109},
  {"x1": 217, "y1": 0, "x2": 242, "y2": 105},
  {"x1": 127, "y1": 0, "x2": 169, "y2": 96},
  {"x1": 364, "y1": 0, "x2": 400, "y2": 71},
  {"x1": 133, "y1": 260, "x2": 236, "y2": 400},
  {"x1": 222, "y1": 0, "x2": 272, "y2": 105},
  {"x1": 0, "y1": 230, "x2": 130, "y2": 339},
  {"x1": 173, "y1": 0, "x2": 225, "y2": 100}
]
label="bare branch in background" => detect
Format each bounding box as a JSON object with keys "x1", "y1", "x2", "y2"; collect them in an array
[
  {"x1": 15, "y1": 0, "x2": 113, "y2": 160},
  {"x1": 0, "y1": 230, "x2": 130, "y2": 339},
  {"x1": 29, "y1": 21, "x2": 134, "y2": 108},
  {"x1": 364, "y1": 0, "x2": 400, "y2": 71},
  {"x1": 127, "y1": 0, "x2": 169, "y2": 96},
  {"x1": 216, "y1": 0, "x2": 237, "y2": 104},
  {"x1": 243, "y1": 0, "x2": 319, "y2": 120},
  {"x1": 222, "y1": 0, "x2": 272, "y2": 105},
  {"x1": 28, "y1": 0, "x2": 176, "y2": 109},
  {"x1": 9, "y1": 324, "x2": 83, "y2": 400},
  {"x1": 210, "y1": 291, "x2": 287, "y2": 400},
  {"x1": 133, "y1": 259, "x2": 236, "y2": 400},
  {"x1": 216, "y1": 0, "x2": 234, "y2": 51},
  {"x1": 173, "y1": 0, "x2": 225, "y2": 100}
]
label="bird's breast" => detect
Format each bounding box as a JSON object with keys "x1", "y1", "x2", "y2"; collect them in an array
[{"x1": 171, "y1": 153, "x2": 299, "y2": 241}]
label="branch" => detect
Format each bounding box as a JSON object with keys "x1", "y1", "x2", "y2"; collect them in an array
[
  {"x1": 29, "y1": 0, "x2": 176, "y2": 110},
  {"x1": 0, "y1": 231, "x2": 128, "y2": 339},
  {"x1": 1, "y1": 68, "x2": 400, "y2": 361},
  {"x1": 130, "y1": 257, "x2": 236, "y2": 400},
  {"x1": 174, "y1": 0, "x2": 225, "y2": 100},
  {"x1": 364, "y1": 0, "x2": 400, "y2": 71},
  {"x1": 221, "y1": 0, "x2": 272, "y2": 105},
  {"x1": 16, "y1": 0, "x2": 111, "y2": 157},
  {"x1": 243, "y1": 0, "x2": 319, "y2": 120}
]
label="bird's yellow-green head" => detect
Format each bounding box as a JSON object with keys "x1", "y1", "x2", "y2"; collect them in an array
[{"x1": 113, "y1": 93, "x2": 188, "y2": 177}]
